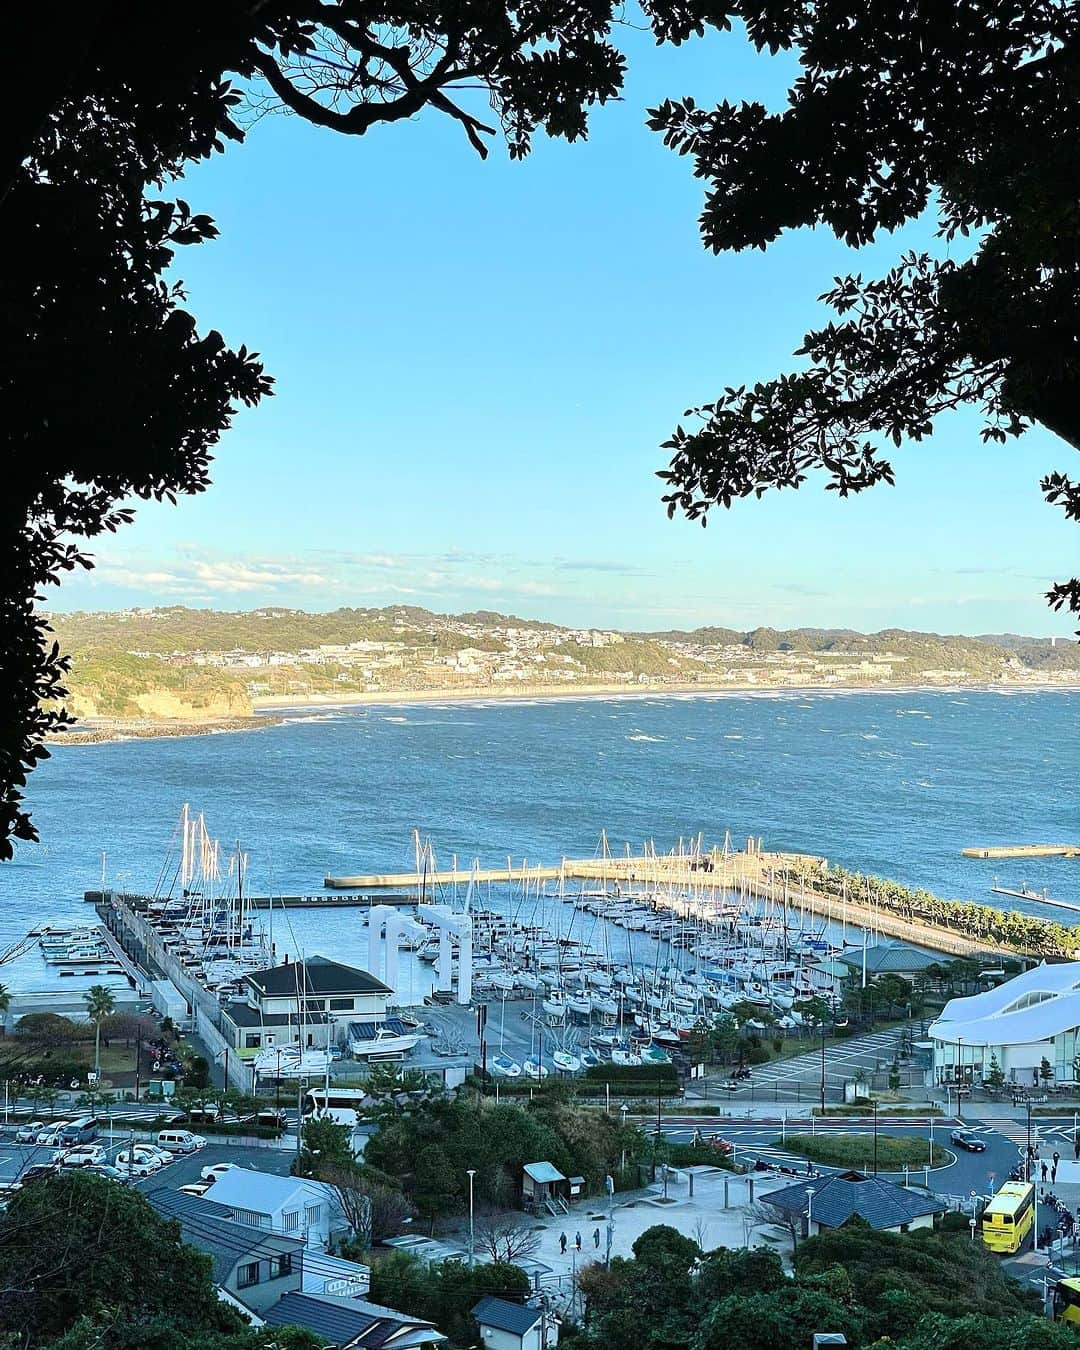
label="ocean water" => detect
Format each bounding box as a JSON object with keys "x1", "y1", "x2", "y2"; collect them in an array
[{"x1": 0, "y1": 688, "x2": 1077, "y2": 986}]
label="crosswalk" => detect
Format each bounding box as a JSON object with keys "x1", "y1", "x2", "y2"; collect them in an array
[
  {"x1": 716, "y1": 1027, "x2": 908, "y2": 1092},
  {"x1": 980, "y1": 1115, "x2": 1040, "y2": 1152}
]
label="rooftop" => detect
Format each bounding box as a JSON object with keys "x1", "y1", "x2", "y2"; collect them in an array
[
  {"x1": 838, "y1": 942, "x2": 939, "y2": 975},
  {"x1": 246, "y1": 955, "x2": 391, "y2": 999},
  {"x1": 765, "y1": 1170, "x2": 947, "y2": 1231},
  {"x1": 264, "y1": 1291, "x2": 444, "y2": 1348},
  {"x1": 145, "y1": 1187, "x2": 305, "y2": 1285},
  {"x1": 472, "y1": 1297, "x2": 542, "y2": 1336},
  {"x1": 523, "y1": 1161, "x2": 565, "y2": 1184},
  {"x1": 930, "y1": 961, "x2": 1080, "y2": 1047},
  {"x1": 203, "y1": 1167, "x2": 334, "y2": 1215}
]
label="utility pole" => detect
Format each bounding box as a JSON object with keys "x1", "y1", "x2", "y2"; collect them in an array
[
  {"x1": 873, "y1": 1100, "x2": 879, "y2": 1176},
  {"x1": 820, "y1": 1023, "x2": 827, "y2": 1112}
]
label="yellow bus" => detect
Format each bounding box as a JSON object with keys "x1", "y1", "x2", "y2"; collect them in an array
[
  {"x1": 1052, "y1": 1278, "x2": 1080, "y2": 1323},
  {"x1": 981, "y1": 1181, "x2": 1035, "y2": 1254}
]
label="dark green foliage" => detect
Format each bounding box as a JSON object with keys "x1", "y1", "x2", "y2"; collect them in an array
[
  {"x1": 573, "y1": 1225, "x2": 1053, "y2": 1350},
  {"x1": 369, "y1": 1253, "x2": 529, "y2": 1346},
  {"x1": 794, "y1": 1226, "x2": 1041, "y2": 1337},
  {"x1": 363, "y1": 1092, "x2": 641, "y2": 1218},
  {"x1": 0, "y1": 1172, "x2": 243, "y2": 1344},
  {"x1": 650, "y1": 3, "x2": 1080, "y2": 619},
  {"x1": 293, "y1": 1114, "x2": 355, "y2": 1178}
]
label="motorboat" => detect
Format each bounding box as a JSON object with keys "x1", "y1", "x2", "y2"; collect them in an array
[
  {"x1": 642, "y1": 1045, "x2": 672, "y2": 1065},
  {"x1": 490, "y1": 1053, "x2": 522, "y2": 1078},
  {"x1": 350, "y1": 1027, "x2": 422, "y2": 1058}
]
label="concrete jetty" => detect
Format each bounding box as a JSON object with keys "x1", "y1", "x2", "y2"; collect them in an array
[{"x1": 963, "y1": 844, "x2": 1080, "y2": 859}]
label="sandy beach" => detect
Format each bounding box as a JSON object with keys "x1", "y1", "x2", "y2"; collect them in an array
[{"x1": 45, "y1": 678, "x2": 1076, "y2": 746}]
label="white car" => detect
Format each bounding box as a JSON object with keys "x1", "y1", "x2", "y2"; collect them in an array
[
  {"x1": 15, "y1": 1121, "x2": 44, "y2": 1144},
  {"x1": 113, "y1": 1151, "x2": 159, "y2": 1178},
  {"x1": 200, "y1": 1161, "x2": 239, "y2": 1184},
  {"x1": 140, "y1": 1146, "x2": 175, "y2": 1167},
  {"x1": 58, "y1": 1144, "x2": 107, "y2": 1168},
  {"x1": 35, "y1": 1122, "x2": 69, "y2": 1146}
]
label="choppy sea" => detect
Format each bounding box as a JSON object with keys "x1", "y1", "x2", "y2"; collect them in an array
[{"x1": 0, "y1": 688, "x2": 1076, "y2": 991}]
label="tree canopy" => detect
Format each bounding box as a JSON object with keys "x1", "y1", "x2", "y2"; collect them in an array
[
  {"x1": 0, "y1": 1171, "x2": 323, "y2": 1347},
  {"x1": 0, "y1": 0, "x2": 735, "y2": 858},
  {"x1": 650, "y1": 2, "x2": 1080, "y2": 618},
  {"x1": 566, "y1": 1222, "x2": 1058, "y2": 1350}
]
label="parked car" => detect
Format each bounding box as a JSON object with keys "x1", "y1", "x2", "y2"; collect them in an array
[
  {"x1": 58, "y1": 1144, "x2": 107, "y2": 1168},
  {"x1": 20, "y1": 1164, "x2": 60, "y2": 1183},
  {"x1": 142, "y1": 1145, "x2": 176, "y2": 1166},
  {"x1": 200, "y1": 1161, "x2": 239, "y2": 1184},
  {"x1": 156, "y1": 1129, "x2": 205, "y2": 1155},
  {"x1": 15, "y1": 1121, "x2": 44, "y2": 1143},
  {"x1": 35, "y1": 1122, "x2": 69, "y2": 1146},
  {"x1": 87, "y1": 1164, "x2": 131, "y2": 1184},
  {"x1": 950, "y1": 1128, "x2": 987, "y2": 1152},
  {"x1": 113, "y1": 1150, "x2": 160, "y2": 1177}
]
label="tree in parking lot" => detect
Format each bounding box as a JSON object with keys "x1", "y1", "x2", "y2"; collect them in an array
[
  {"x1": 84, "y1": 985, "x2": 116, "y2": 1081},
  {"x1": 985, "y1": 1054, "x2": 1006, "y2": 1096},
  {"x1": 1040, "y1": 1057, "x2": 1054, "y2": 1085},
  {"x1": 294, "y1": 1114, "x2": 354, "y2": 1179}
]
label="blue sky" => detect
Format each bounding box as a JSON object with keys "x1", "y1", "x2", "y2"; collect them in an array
[{"x1": 54, "y1": 23, "x2": 1076, "y2": 635}]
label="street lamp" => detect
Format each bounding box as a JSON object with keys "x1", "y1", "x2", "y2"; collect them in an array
[
  {"x1": 466, "y1": 1168, "x2": 477, "y2": 1269},
  {"x1": 820, "y1": 1022, "x2": 827, "y2": 1113},
  {"x1": 872, "y1": 1100, "x2": 879, "y2": 1176},
  {"x1": 806, "y1": 1185, "x2": 815, "y2": 1241}
]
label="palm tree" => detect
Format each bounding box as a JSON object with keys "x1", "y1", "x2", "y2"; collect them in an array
[
  {"x1": 84, "y1": 985, "x2": 116, "y2": 1082},
  {"x1": 0, "y1": 983, "x2": 9, "y2": 1038}
]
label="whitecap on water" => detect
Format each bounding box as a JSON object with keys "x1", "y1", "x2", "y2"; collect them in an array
[
  {"x1": 626, "y1": 732, "x2": 664, "y2": 743},
  {"x1": 723, "y1": 734, "x2": 743, "y2": 740}
]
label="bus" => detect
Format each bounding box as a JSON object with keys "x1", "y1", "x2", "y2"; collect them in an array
[
  {"x1": 1052, "y1": 1278, "x2": 1080, "y2": 1323},
  {"x1": 303, "y1": 1087, "x2": 367, "y2": 1116},
  {"x1": 981, "y1": 1181, "x2": 1035, "y2": 1253}
]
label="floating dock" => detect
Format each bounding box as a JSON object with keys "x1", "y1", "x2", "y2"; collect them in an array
[{"x1": 964, "y1": 845, "x2": 1080, "y2": 859}]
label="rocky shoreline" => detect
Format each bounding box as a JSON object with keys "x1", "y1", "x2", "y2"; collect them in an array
[{"x1": 46, "y1": 715, "x2": 282, "y2": 746}]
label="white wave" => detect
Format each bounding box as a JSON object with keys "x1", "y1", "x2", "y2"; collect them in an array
[
  {"x1": 861, "y1": 734, "x2": 879, "y2": 740},
  {"x1": 382, "y1": 716, "x2": 409, "y2": 723},
  {"x1": 626, "y1": 733, "x2": 664, "y2": 743},
  {"x1": 723, "y1": 734, "x2": 743, "y2": 740}
]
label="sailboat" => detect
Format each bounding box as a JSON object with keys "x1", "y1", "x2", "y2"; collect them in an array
[{"x1": 490, "y1": 1053, "x2": 522, "y2": 1078}]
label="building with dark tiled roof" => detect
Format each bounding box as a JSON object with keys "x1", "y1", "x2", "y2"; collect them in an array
[
  {"x1": 473, "y1": 1297, "x2": 557, "y2": 1350},
  {"x1": 221, "y1": 955, "x2": 392, "y2": 1054},
  {"x1": 263, "y1": 1290, "x2": 445, "y2": 1348},
  {"x1": 764, "y1": 1170, "x2": 947, "y2": 1238},
  {"x1": 146, "y1": 1187, "x2": 305, "y2": 1315},
  {"x1": 838, "y1": 942, "x2": 939, "y2": 978}
]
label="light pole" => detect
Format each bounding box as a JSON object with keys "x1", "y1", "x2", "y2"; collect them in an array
[
  {"x1": 806, "y1": 1185, "x2": 815, "y2": 1243},
  {"x1": 929, "y1": 1115, "x2": 934, "y2": 1168},
  {"x1": 466, "y1": 1168, "x2": 476, "y2": 1269},
  {"x1": 820, "y1": 1022, "x2": 827, "y2": 1112},
  {"x1": 872, "y1": 1100, "x2": 879, "y2": 1176}
]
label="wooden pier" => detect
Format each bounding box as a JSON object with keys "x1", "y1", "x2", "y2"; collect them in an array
[{"x1": 963, "y1": 844, "x2": 1080, "y2": 859}]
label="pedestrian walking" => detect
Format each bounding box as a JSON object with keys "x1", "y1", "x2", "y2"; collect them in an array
[
  {"x1": 1052, "y1": 1165, "x2": 1058, "y2": 1185},
  {"x1": 1054, "y1": 1150, "x2": 1061, "y2": 1169},
  {"x1": 1041, "y1": 1160, "x2": 1049, "y2": 1183},
  {"x1": 559, "y1": 1232, "x2": 567, "y2": 1254},
  {"x1": 593, "y1": 1227, "x2": 600, "y2": 1248},
  {"x1": 575, "y1": 1231, "x2": 582, "y2": 1251},
  {"x1": 1074, "y1": 1136, "x2": 1079, "y2": 1162}
]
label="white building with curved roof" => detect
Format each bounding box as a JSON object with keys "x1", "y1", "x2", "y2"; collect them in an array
[{"x1": 929, "y1": 962, "x2": 1080, "y2": 1088}]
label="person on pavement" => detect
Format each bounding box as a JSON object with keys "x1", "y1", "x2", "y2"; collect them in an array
[
  {"x1": 575, "y1": 1231, "x2": 582, "y2": 1251},
  {"x1": 1042, "y1": 1160, "x2": 1049, "y2": 1183},
  {"x1": 559, "y1": 1232, "x2": 567, "y2": 1254},
  {"x1": 593, "y1": 1227, "x2": 600, "y2": 1247}
]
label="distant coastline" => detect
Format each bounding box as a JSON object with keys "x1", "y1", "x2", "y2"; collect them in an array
[{"x1": 45, "y1": 678, "x2": 1078, "y2": 746}]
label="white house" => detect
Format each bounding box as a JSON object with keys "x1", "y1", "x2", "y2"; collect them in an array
[
  {"x1": 205, "y1": 1167, "x2": 347, "y2": 1252},
  {"x1": 222, "y1": 955, "x2": 392, "y2": 1054},
  {"x1": 929, "y1": 961, "x2": 1080, "y2": 1087},
  {"x1": 472, "y1": 1298, "x2": 558, "y2": 1350}
]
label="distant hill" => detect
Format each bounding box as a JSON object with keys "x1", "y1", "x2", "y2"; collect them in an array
[{"x1": 42, "y1": 605, "x2": 1079, "y2": 722}]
